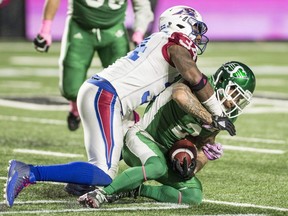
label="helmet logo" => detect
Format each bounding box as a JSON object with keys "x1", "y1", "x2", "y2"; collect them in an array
[
  {"x1": 233, "y1": 67, "x2": 248, "y2": 79},
  {"x1": 224, "y1": 63, "x2": 248, "y2": 79},
  {"x1": 173, "y1": 8, "x2": 196, "y2": 18}
]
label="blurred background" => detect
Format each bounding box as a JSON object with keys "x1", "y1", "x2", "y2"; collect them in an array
[{"x1": 1, "y1": 0, "x2": 288, "y2": 41}]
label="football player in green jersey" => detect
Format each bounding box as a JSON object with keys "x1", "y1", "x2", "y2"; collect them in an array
[
  {"x1": 77, "y1": 61, "x2": 256, "y2": 208},
  {"x1": 33, "y1": 0, "x2": 154, "y2": 131}
]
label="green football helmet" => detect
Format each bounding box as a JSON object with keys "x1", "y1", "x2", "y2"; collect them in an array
[{"x1": 210, "y1": 61, "x2": 256, "y2": 118}]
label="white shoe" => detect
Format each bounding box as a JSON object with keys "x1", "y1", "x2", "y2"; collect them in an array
[{"x1": 77, "y1": 188, "x2": 107, "y2": 208}]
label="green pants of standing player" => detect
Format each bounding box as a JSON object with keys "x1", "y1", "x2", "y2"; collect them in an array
[
  {"x1": 59, "y1": 18, "x2": 130, "y2": 101},
  {"x1": 103, "y1": 130, "x2": 203, "y2": 205}
]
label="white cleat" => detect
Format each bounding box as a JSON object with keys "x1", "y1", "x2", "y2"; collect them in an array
[{"x1": 77, "y1": 188, "x2": 107, "y2": 208}]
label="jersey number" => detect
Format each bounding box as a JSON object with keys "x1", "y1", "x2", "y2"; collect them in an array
[
  {"x1": 86, "y1": 0, "x2": 125, "y2": 10},
  {"x1": 171, "y1": 123, "x2": 202, "y2": 139}
]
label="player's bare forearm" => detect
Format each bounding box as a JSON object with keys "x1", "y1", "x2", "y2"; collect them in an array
[
  {"x1": 172, "y1": 82, "x2": 212, "y2": 124},
  {"x1": 194, "y1": 150, "x2": 208, "y2": 173},
  {"x1": 169, "y1": 45, "x2": 215, "y2": 103},
  {"x1": 43, "y1": 0, "x2": 60, "y2": 20},
  {"x1": 169, "y1": 45, "x2": 203, "y2": 85}
]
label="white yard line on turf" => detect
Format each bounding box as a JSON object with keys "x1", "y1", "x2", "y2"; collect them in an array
[
  {"x1": 222, "y1": 145, "x2": 284, "y2": 154},
  {"x1": 218, "y1": 135, "x2": 286, "y2": 144},
  {"x1": 0, "y1": 115, "x2": 66, "y2": 125},
  {"x1": 203, "y1": 199, "x2": 288, "y2": 212},
  {"x1": 0, "y1": 199, "x2": 286, "y2": 214},
  {"x1": 0, "y1": 203, "x2": 189, "y2": 214},
  {"x1": 0, "y1": 99, "x2": 68, "y2": 111},
  {"x1": 13, "y1": 149, "x2": 84, "y2": 158}
]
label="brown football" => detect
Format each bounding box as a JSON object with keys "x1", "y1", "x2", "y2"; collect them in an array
[{"x1": 169, "y1": 139, "x2": 197, "y2": 165}]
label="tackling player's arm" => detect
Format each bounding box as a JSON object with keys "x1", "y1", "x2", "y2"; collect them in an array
[
  {"x1": 168, "y1": 44, "x2": 216, "y2": 105},
  {"x1": 168, "y1": 42, "x2": 236, "y2": 136},
  {"x1": 166, "y1": 32, "x2": 229, "y2": 120}
]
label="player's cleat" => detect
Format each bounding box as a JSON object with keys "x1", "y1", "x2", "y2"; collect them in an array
[
  {"x1": 78, "y1": 188, "x2": 107, "y2": 208},
  {"x1": 4, "y1": 160, "x2": 36, "y2": 207},
  {"x1": 67, "y1": 112, "x2": 81, "y2": 131},
  {"x1": 106, "y1": 187, "x2": 139, "y2": 203},
  {"x1": 64, "y1": 183, "x2": 96, "y2": 196}
]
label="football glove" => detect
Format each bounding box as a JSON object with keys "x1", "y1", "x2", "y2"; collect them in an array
[
  {"x1": 211, "y1": 115, "x2": 236, "y2": 136},
  {"x1": 172, "y1": 157, "x2": 196, "y2": 180},
  {"x1": 202, "y1": 143, "x2": 223, "y2": 160},
  {"x1": 33, "y1": 34, "x2": 51, "y2": 53}
]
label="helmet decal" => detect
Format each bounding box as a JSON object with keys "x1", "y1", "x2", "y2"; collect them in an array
[
  {"x1": 173, "y1": 8, "x2": 196, "y2": 17},
  {"x1": 223, "y1": 62, "x2": 248, "y2": 79}
]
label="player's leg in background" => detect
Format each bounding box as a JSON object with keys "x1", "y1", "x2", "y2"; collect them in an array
[
  {"x1": 97, "y1": 22, "x2": 130, "y2": 68},
  {"x1": 59, "y1": 18, "x2": 96, "y2": 131}
]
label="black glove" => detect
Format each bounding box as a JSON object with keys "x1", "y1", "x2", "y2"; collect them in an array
[
  {"x1": 172, "y1": 157, "x2": 196, "y2": 180},
  {"x1": 33, "y1": 34, "x2": 49, "y2": 52},
  {"x1": 212, "y1": 115, "x2": 236, "y2": 136}
]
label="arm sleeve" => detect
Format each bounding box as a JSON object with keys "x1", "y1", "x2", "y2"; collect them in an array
[{"x1": 131, "y1": 0, "x2": 154, "y2": 34}]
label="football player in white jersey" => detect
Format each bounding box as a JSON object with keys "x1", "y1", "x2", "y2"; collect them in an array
[{"x1": 4, "y1": 6, "x2": 236, "y2": 208}]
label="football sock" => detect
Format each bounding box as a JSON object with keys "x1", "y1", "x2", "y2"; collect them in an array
[
  {"x1": 140, "y1": 184, "x2": 202, "y2": 204},
  {"x1": 29, "y1": 161, "x2": 112, "y2": 186},
  {"x1": 70, "y1": 101, "x2": 79, "y2": 116},
  {"x1": 104, "y1": 156, "x2": 164, "y2": 194}
]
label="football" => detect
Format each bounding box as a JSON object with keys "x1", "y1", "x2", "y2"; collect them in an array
[{"x1": 169, "y1": 139, "x2": 197, "y2": 166}]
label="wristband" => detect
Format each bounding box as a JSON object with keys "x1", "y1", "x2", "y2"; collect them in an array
[
  {"x1": 40, "y1": 20, "x2": 52, "y2": 34},
  {"x1": 190, "y1": 74, "x2": 208, "y2": 91},
  {"x1": 202, "y1": 93, "x2": 223, "y2": 116},
  {"x1": 132, "y1": 31, "x2": 144, "y2": 45}
]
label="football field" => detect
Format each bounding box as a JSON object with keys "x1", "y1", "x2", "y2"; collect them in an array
[{"x1": 0, "y1": 41, "x2": 287, "y2": 215}]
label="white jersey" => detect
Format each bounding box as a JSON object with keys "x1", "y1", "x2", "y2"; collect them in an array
[{"x1": 98, "y1": 31, "x2": 198, "y2": 115}]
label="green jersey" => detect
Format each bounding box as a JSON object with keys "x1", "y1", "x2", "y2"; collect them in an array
[
  {"x1": 140, "y1": 84, "x2": 216, "y2": 153},
  {"x1": 68, "y1": 0, "x2": 127, "y2": 29}
]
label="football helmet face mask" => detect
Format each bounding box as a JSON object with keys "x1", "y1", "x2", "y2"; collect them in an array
[
  {"x1": 211, "y1": 61, "x2": 256, "y2": 118},
  {"x1": 159, "y1": 5, "x2": 209, "y2": 55}
]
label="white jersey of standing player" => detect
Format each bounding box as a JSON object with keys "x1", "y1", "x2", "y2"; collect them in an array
[
  {"x1": 77, "y1": 30, "x2": 198, "y2": 181},
  {"x1": 98, "y1": 31, "x2": 198, "y2": 115}
]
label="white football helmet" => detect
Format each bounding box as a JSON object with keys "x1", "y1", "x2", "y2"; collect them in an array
[{"x1": 159, "y1": 5, "x2": 209, "y2": 54}]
